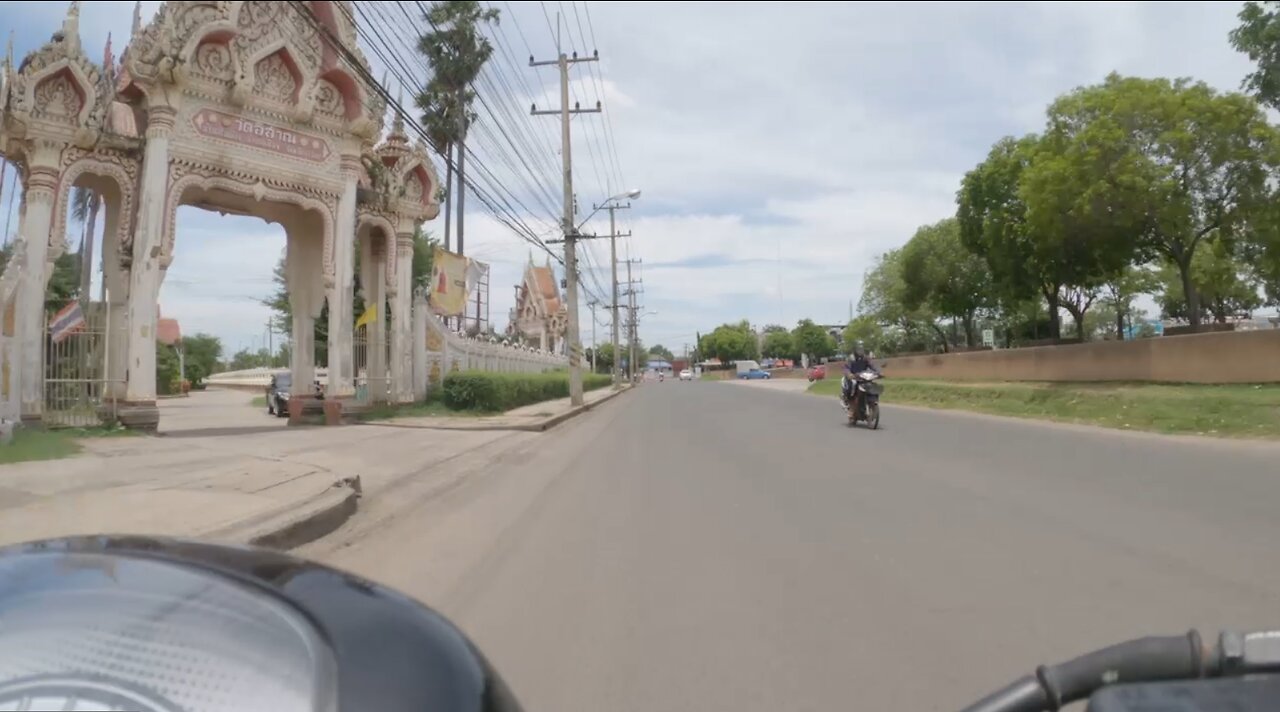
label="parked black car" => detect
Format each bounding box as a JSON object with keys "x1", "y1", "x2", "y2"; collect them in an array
[{"x1": 266, "y1": 372, "x2": 291, "y2": 418}]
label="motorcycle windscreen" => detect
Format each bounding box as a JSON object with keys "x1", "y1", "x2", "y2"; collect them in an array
[{"x1": 0, "y1": 547, "x2": 338, "y2": 712}]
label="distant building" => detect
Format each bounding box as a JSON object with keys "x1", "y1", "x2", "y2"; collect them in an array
[
  {"x1": 508, "y1": 255, "x2": 568, "y2": 353},
  {"x1": 156, "y1": 305, "x2": 181, "y2": 346}
]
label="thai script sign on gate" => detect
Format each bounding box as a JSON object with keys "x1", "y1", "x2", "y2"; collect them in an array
[{"x1": 192, "y1": 108, "x2": 331, "y2": 162}]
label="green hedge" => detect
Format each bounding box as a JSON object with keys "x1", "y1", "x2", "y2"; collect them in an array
[{"x1": 442, "y1": 371, "x2": 612, "y2": 412}]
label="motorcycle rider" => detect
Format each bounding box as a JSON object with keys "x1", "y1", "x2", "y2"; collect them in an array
[{"x1": 841, "y1": 342, "x2": 879, "y2": 413}]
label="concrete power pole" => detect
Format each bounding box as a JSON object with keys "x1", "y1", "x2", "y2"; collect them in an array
[
  {"x1": 590, "y1": 202, "x2": 631, "y2": 387},
  {"x1": 532, "y1": 48, "x2": 601, "y2": 406},
  {"x1": 623, "y1": 258, "x2": 642, "y2": 381},
  {"x1": 587, "y1": 299, "x2": 598, "y2": 373}
]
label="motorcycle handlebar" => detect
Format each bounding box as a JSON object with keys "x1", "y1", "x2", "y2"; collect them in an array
[{"x1": 959, "y1": 631, "x2": 1218, "y2": 712}]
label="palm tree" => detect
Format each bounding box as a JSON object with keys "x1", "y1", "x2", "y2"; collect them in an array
[
  {"x1": 70, "y1": 186, "x2": 100, "y2": 309},
  {"x1": 415, "y1": 0, "x2": 499, "y2": 257},
  {"x1": 416, "y1": 83, "x2": 460, "y2": 251}
]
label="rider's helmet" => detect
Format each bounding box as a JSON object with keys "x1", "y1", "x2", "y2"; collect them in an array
[{"x1": 851, "y1": 342, "x2": 866, "y2": 360}]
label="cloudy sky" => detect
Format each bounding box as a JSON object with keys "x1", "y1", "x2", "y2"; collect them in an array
[{"x1": 0, "y1": 1, "x2": 1264, "y2": 357}]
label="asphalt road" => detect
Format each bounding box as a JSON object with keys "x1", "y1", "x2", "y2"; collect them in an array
[{"x1": 306, "y1": 380, "x2": 1279, "y2": 711}]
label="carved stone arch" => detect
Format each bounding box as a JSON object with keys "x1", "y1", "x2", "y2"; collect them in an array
[
  {"x1": 21, "y1": 59, "x2": 98, "y2": 128},
  {"x1": 357, "y1": 212, "x2": 398, "y2": 293},
  {"x1": 179, "y1": 20, "x2": 240, "y2": 68},
  {"x1": 163, "y1": 168, "x2": 335, "y2": 273},
  {"x1": 51, "y1": 152, "x2": 140, "y2": 264},
  {"x1": 240, "y1": 42, "x2": 308, "y2": 108},
  {"x1": 316, "y1": 67, "x2": 364, "y2": 122},
  {"x1": 184, "y1": 25, "x2": 240, "y2": 87},
  {"x1": 394, "y1": 158, "x2": 442, "y2": 219}
]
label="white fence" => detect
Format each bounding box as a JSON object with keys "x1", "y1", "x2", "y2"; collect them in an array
[
  {"x1": 209, "y1": 292, "x2": 570, "y2": 403},
  {"x1": 413, "y1": 289, "x2": 566, "y2": 400}
]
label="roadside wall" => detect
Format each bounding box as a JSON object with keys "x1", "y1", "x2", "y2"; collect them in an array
[{"x1": 880, "y1": 329, "x2": 1280, "y2": 384}]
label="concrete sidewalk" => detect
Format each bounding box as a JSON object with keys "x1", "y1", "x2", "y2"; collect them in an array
[
  {"x1": 365, "y1": 384, "x2": 632, "y2": 432},
  {"x1": 0, "y1": 390, "x2": 535, "y2": 549}
]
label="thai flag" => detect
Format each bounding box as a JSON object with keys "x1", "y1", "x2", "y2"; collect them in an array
[{"x1": 49, "y1": 302, "x2": 86, "y2": 344}]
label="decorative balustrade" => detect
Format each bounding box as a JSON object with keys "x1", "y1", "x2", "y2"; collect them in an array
[{"x1": 413, "y1": 289, "x2": 566, "y2": 399}]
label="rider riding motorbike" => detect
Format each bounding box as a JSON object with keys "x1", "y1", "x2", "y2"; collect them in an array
[{"x1": 841, "y1": 342, "x2": 879, "y2": 413}]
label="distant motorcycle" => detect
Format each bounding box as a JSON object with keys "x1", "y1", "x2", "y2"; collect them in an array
[{"x1": 841, "y1": 370, "x2": 882, "y2": 429}]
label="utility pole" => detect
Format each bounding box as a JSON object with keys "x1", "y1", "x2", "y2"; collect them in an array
[
  {"x1": 532, "y1": 44, "x2": 601, "y2": 406},
  {"x1": 623, "y1": 258, "x2": 642, "y2": 382},
  {"x1": 592, "y1": 201, "x2": 631, "y2": 387},
  {"x1": 587, "y1": 299, "x2": 598, "y2": 373}
]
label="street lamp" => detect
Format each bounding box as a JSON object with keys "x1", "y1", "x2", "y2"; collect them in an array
[
  {"x1": 576, "y1": 188, "x2": 641, "y2": 231},
  {"x1": 581, "y1": 188, "x2": 642, "y2": 388}
]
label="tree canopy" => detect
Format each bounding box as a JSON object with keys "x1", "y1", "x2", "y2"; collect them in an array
[
  {"x1": 899, "y1": 218, "x2": 993, "y2": 347},
  {"x1": 761, "y1": 329, "x2": 794, "y2": 359},
  {"x1": 698, "y1": 321, "x2": 758, "y2": 362},
  {"x1": 791, "y1": 319, "x2": 836, "y2": 361},
  {"x1": 648, "y1": 344, "x2": 675, "y2": 362}
]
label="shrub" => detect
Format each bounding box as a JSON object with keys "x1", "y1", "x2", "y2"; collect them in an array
[{"x1": 442, "y1": 371, "x2": 611, "y2": 412}]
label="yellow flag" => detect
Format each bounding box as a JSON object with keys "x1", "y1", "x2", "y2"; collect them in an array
[{"x1": 354, "y1": 304, "x2": 377, "y2": 330}]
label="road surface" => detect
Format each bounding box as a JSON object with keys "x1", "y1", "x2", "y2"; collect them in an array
[{"x1": 303, "y1": 380, "x2": 1278, "y2": 711}]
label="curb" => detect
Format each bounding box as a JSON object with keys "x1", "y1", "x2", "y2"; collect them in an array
[
  {"x1": 209, "y1": 482, "x2": 360, "y2": 551},
  {"x1": 361, "y1": 385, "x2": 634, "y2": 433},
  {"x1": 525, "y1": 383, "x2": 633, "y2": 431}
]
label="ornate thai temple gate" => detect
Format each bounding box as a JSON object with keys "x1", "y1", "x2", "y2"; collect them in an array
[{"x1": 0, "y1": 1, "x2": 440, "y2": 430}]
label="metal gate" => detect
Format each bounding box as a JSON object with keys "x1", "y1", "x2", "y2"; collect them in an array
[
  {"x1": 352, "y1": 324, "x2": 390, "y2": 406},
  {"x1": 43, "y1": 307, "x2": 120, "y2": 428}
]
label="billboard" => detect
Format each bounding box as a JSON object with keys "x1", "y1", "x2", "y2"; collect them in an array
[{"x1": 429, "y1": 246, "x2": 469, "y2": 316}]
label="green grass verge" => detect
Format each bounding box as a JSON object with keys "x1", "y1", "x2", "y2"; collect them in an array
[
  {"x1": 0, "y1": 423, "x2": 136, "y2": 465},
  {"x1": 807, "y1": 378, "x2": 1280, "y2": 438},
  {"x1": 250, "y1": 395, "x2": 267, "y2": 408}
]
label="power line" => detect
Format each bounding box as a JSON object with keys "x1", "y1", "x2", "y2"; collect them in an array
[
  {"x1": 302, "y1": 0, "x2": 561, "y2": 263},
  {"x1": 382, "y1": 2, "x2": 564, "y2": 218}
]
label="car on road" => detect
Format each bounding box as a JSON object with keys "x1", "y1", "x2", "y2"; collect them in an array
[
  {"x1": 808, "y1": 365, "x2": 826, "y2": 381},
  {"x1": 679, "y1": 369, "x2": 693, "y2": 381},
  {"x1": 739, "y1": 368, "x2": 771, "y2": 380},
  {"x1": 266, "y1": 372, "x2": 291, "y2": 418}
]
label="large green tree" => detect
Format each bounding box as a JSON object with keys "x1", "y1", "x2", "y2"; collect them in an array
[
  {"x1": 1231, "y1": 1, "x2": 1280, "y2": 110},
  {"x1": 415, "y1": 1, "x2": 500, "y2": 255},
  {"x1": 648, "y1": 344, "x2": 675, "y2": 362},
  {"x1": 856, "y1": 249, "x2": 940, "y2": 353},
  {"x1": 900, "y1": 218, "x2": 993, "y2": 348},
  {"x1": 791, "y1": 319, "x2": 836, "y2": 361},
  {"x1": 1099, "y1": 265, "x2": 1158, "y2": 341},
  {"x1": 1034, "y1": 74, "x2": 1280, "y2": 328},
  {"x1": 761, "y1": 329, "x2": 794, "y2": 359},
  {"x1": 1231, "y1": 2, "x2": 1280, "y2": 305},
  {"x1": 957, "y1": 135, "x2": 1067, "y2": 339},
  {"x1": 1155, "y1": 236, "x2": 1263, "y2": 323},
  {"x1": 842, "y1": 315, "x2": 886, "y2": 355},
  {"x1": 959, "y1": 132, "x2": 1121, "y2": 341},
  {"x1": 181, "y1": 333, "x2": 223, "y2": 386},
  {"x1": 698, "y1": 321, "x2": 757, "y2": 362}
]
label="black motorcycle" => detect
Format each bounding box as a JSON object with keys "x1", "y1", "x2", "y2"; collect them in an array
[
  {"x1": 0, "y1": 536, "x2": 523, "y2": 712},
  {"x1": 960, "y1": 628, "x2": 1280, "y2": 711},
  {"x1": 4, "y1": 537, "x2": 1277, "y2": 712},
  {"x1": 841, "y1": 369, "x2": 883, "y2": 429}
]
